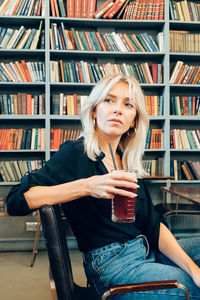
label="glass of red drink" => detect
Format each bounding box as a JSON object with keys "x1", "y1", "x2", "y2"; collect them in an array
[{"x1": 111, "y1": 170, "x2": 138, "y2": 223}]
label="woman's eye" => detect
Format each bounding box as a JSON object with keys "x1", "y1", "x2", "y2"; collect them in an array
[
  {"x1": 125, "y1": 102, "x2": 134, "y2": 108},
  {"x1": 104, "y1": 98, "x2": 112, "y2": 103}
]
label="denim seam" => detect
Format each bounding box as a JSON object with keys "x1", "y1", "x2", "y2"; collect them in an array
[
  {"x1": 91, "y1": 278, "x2": 105, "y2": 296},
  {"x1": 137, "y1": 234, "x2": 150, "y2": 258},
  {"x1": 95, "y1": 243, "x2": 127, "y2": 273},
  {"x1": 91, "y1": 260, "x2": 110, "y2": 296}
]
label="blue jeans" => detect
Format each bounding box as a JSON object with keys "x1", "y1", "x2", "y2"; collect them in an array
[{"x1": 83, "y1": 235, "x2": 200, "y2": 299}]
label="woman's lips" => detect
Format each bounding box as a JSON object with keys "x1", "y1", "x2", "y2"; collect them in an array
[{"x1": 108, "y1": 118, "x2": 123, "y2": 124}]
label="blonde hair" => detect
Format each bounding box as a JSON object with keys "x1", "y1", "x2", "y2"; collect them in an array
[{"x1": 80, "y1": 74, "x2": 149, "y2": 177}]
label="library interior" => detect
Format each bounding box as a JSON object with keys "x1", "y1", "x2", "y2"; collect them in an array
[{"x1": 0, "y1": 0, "x2": 200, "y2": 299}]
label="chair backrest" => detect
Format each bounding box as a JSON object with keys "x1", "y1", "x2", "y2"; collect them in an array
[
  {"x1": 40, "y1": 205, "x2": 75, "y2": 300},
  {"x1": 40, "y1": 204, "x2": 98, "y2": 300}
]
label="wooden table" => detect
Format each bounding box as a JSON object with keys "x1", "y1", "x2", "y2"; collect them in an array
[
  {"x1": 158, "y1": 186, "x2": 200, "y2": 218},
  {"x1": 161, "y1": 186, "x2": 200, "y2": 205}
]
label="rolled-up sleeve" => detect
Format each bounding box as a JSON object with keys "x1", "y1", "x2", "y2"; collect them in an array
[
  {"x1": 6, "y1": 140, "x2": 78, "y2": 216},
  {"x1": 6, "y1": 174, "x2": 33, "y2": 216}
]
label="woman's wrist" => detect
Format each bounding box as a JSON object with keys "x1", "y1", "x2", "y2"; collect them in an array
[{"x1": 77, "y1": 178, "x2": 91, "y2": 198}]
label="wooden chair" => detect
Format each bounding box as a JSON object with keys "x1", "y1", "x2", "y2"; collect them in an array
[{"x1": 40, "y1": 204, "x2": 190, "y2": 300}]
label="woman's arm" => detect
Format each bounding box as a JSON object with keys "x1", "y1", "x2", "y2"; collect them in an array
[
  {"x1": 24, "y1": 178, "x2": 88, "y2": 209},
  {"x1": 159, "y1": 222, "x2": 200, "y2": 287},
  {"x1": 25, "y1": 170, "x2": 138, "y2": 210}
]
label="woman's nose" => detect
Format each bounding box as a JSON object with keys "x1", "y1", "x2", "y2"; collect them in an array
[{"x1": 113, "y1": 102, "x2": 122, "y2": 114}]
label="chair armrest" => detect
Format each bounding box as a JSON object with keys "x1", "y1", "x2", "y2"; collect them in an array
[{"x1": 102, "y1": 280, "x2": 190, "y2": 300}]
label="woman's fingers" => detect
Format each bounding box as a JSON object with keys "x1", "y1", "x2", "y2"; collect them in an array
[
  {"x1": 110, "y1": 170, "x2": 137, "y2": 183},
  {"x1": 88, "y1": 173, "x2": 139, "y2": 199}
]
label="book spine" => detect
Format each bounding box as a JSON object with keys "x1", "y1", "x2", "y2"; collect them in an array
[
  {"x1": 87, "y1": 0, "x2": 96, "y2": 18},
  {"x1": 67, "y1": 0, "x2": 74, "y2": 17}
]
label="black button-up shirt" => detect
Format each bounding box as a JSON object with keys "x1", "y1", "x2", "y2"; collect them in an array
[{"x1": 6, "y1": 137, "x2": 163, "y2": 253}]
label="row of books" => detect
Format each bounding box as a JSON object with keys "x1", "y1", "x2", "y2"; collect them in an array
[
  {"x1": 145, "y1": 129, "x2": 164, "y2": 149},
  {"x1": 3, "y1": 92, "x2": 199, "y2": 117},
  {"x1": 52, "y1": 93, "x2": 83, "y2": 115},
  {"x1": 51, "y1": 0, "x2": 96, "y2": 18},
  {"x1": 170, "y1": 31, "x2": 200, "y2": 53},
  {"x1": 93, "y1": 0, "x2": 164, "y2": 20},
  {"x1": 169, "y1": 0, "x2": 200, "y2": 21},
  {"x1": 50, "y1": 60, "x2": 163, "y2": 84},
  {"x1": 120, "y1": 0, "x2": 164, "y2": 20},
  {"x1": 0, "y1": 93, "x2": 45, "y2": 115},
  {"x1": 170, "y1": 61, "x2": 200, "y2": 85},
  {"x1": 171, "y1": 129, "x2": 200, "y2": 150},
  {"x1": 59, "y1": 0, "x2": 165, "y2": 20},
  {"x1": 0, "y1": 22, "x2": 44, "y2": 50},
  {"x1": 50, "y1": 128, "x2": 82, "y2": 149},
  {"x1": 170, "y1": 96, "x2": 200, "y2": 116},
  {"x1": 1, "y1": 158, "x2": 199, "y2": 183},
  {"x1": 0, "y1": 160, "x2": 44, "y2": 182},
  {"x1": 142, "y1": 158, "x2": 164, "y2": 177},
  {"x1": 171, "y1": 160, "x2": 200, "y2": 181},
  {"x1": 0, "y1": 128, "x2": 45, "y2": 150},
  {"x1": 51, "y1": 93, "x2": 164, "y2": 116},
  {"x1": 50, "y1": 23, "x2": 162, "y2": 52},
  {"x1": 0, "y1": 61, "x2": 45, "y2": 82},
  {"x1": 145, "y1": 95, "x2": 163, "y2": 116},
  {"x1": 0, "y1": 0, "x2": 45, "y2": 16}
]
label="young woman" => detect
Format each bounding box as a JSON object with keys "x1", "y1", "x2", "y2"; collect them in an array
[{"x1": 6, "y1": 74, "x2": 200, "y2": 299}]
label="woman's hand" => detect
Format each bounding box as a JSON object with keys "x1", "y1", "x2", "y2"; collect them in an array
[{"x1": 85, "y1": 170, "x2": 138, "y2": 199}]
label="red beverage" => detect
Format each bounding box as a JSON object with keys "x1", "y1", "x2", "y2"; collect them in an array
[
  {"x1": 111, "y1": 169, "x2": 138, "y2": 223},
  {"x1": 112, "y1": 188, "x2": 137, "y2": 223}
]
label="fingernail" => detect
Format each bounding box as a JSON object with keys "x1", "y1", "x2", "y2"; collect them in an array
[{"x1": 136, "y1": 184, "x2": 140, "y2": 188}]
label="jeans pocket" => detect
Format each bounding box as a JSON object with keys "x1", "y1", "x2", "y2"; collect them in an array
[{"x1": 92, "y1": 243, "x2": 126, "y2": 273}]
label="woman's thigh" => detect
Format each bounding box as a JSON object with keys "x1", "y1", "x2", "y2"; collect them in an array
[
  {"x1": 119, "y1": 260, "x2": 199, "y2": 300},
  {"x1": 84, "y1": 237, "x2": 200, "y2": 299}
]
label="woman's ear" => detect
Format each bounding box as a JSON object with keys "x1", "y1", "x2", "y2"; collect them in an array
[
  {"x1": 130, "y1": 120, "x2": 135, "y2": 129},
  {"x1": 130, "y1": 111, "x2": 138, "y2": 129}
]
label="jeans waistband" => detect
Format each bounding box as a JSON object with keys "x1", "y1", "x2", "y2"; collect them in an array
[{"x1": 83, "y1": 235, "x2": 149, "y2": 260}]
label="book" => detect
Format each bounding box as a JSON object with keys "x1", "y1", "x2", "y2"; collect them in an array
[
  {"x1": 53, "y1": 0, "x2": 60, "y2": 17},
  {"x1": 67, "y1": 0, "x2": 74, "y2": 17},
  {"x1": 87, "y1": 0, "x2": 96, "y2": 18},
  {"x1": 50, "y1": 0, "x2": 56, "y2": 16},
  {"x1": 116, "y1": 0, "x2": 129, "y2": 19},
  {"x1": 187, "y1": 161, "x2": 200, "y2": 180},
  {"x1": 30, "y1": 20, "x2": 43, "y2": 49},
  {"x1": 11, "y1": 25, "x2": 25, "y2": 48},
  {"x1": 74, "y1": 0, "x2": 81, "y2": 18},
  {"x1": 107, "y1": 0, "x2": 127, "y2": 19},
  {"x1": 0, "y1": 28, "x2": 14, "y2": 48},
  {"x1": 181, "y1": 161, "x2": 193, "y2": 180},
  {"x1": 82, "y1": 0, "x2": 88, "y2": 18},
  {"x1": 57, "y1": 0, "x2": 66, "y2": 17},
  {"x1": 170, "y1": 61, "x2": 184, "y2": 83},
  {"x1": 95, "y1": 0, "x2": 114, "y2": 18}
]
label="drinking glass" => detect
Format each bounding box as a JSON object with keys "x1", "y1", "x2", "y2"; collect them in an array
[{"x1": 111, "y1": 170, "x2": 138, "y2": 223}]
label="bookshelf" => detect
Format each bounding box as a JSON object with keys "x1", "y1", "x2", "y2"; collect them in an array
[{"x1": 0, "y1": 0, "x2": 200, "y2": 250}]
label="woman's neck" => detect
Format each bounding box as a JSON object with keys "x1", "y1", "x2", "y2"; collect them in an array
[
  {"x1": 96, "y1": 132, "x2": 122, "y2": 170},
  {"x1": 99, "y1": 141, "x2": 123, "y2": 171}
]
